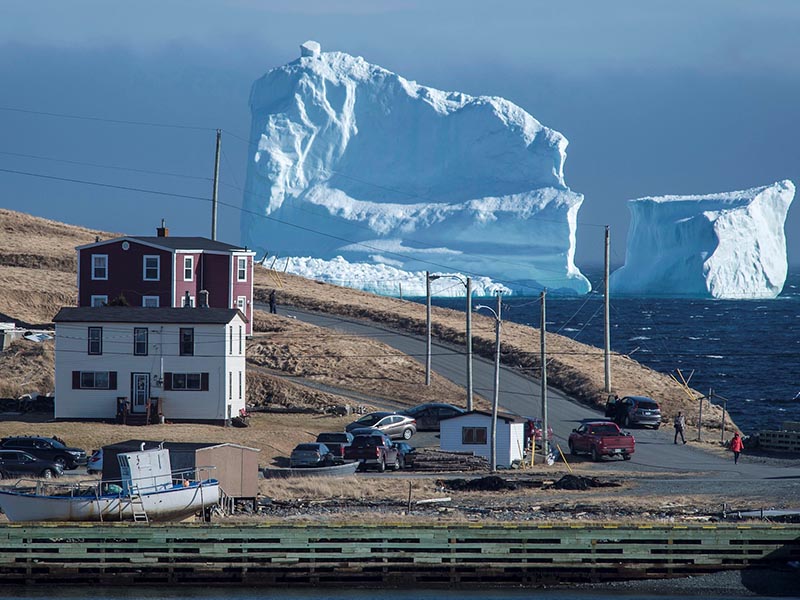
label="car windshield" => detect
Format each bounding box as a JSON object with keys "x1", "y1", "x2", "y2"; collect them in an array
[
  {"x1": 294, "y1": 444, "x2": 320, "y2": 452},
  {"x1": 591, "y1": 425, "x2": 619, "y2": 435},
  {"x1": 638, "y1": 401, "x2": 659, "y2": 410},
  {"x1": 49, "y1": 439, "x2": 66, "y2": 448},
  {"x1": 356, "y1": 414, "x2": 385, "y2": 426}
]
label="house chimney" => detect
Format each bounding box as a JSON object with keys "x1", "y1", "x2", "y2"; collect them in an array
[
  {"x1": 157, "y1": 219, "x2": 169, "y2": 237},
  {"x1": 199, "y1": 290, "x2": 209, "y2": 308}
]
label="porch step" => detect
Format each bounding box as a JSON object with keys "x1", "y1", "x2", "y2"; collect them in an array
[{"x1": 124, "y1": 413, "x2": 150, "y2": 426}]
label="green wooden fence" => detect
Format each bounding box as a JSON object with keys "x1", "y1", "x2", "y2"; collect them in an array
[{"x1": 1, "y1": 522, "x2": 798, "y2": 586}]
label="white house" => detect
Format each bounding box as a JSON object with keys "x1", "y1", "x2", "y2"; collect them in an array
[
  {"x1": 440, "y1": 411, "x2": 526, "y2": 468},
  {"x1": 53, "y1": 307, "x2": 247, "y2": 424}
]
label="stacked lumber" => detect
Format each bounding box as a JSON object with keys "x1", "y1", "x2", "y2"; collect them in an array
[{"x1": 411, "y1": 448, "x2": 489, "y2": 471}]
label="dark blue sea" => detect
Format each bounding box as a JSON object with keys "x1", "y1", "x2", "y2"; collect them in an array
[{"x1": 431, "y1": 269, "x2": 800, "y2": 435}]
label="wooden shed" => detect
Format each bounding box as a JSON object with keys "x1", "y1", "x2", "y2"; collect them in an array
[
  {"x1": 102, "y1": 440, "x2": 260, "y2": 504},
  {"x1": 440, "y1": 410, "x2": 525, "y2": 468}
]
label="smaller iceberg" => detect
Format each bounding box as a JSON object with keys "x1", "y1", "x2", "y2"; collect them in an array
[{"x1": 610, "y1": 180, "x2": 795, "y2": 299}]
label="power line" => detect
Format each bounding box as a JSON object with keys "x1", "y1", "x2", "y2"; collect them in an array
[{"x1": 0, "y1": 105, "x2": 214, "y2": 132}]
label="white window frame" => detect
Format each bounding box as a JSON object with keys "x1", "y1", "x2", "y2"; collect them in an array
[
  {"x1": 183, "y1": 255, "x2": 194, "y2": 281},
  {"x1": 90, "y1": 295, "x2": 108, "y2": 307},
  {"x1": 143, "y1": 255, "x2": 160, "y2": 281},
  {"x1": 91, "y1": 254, "x2": 108, "y2": 280},
  {"x1": 181, "y1": 295, "x2": 195, "y2": 308},
  {"x1": 142, "y1": 296, "x2": 160, "y2": 307},
  {"x1": 237, "y1": 257, "x2": 247, "y2": 282},
  {"x1": 236, "y1": 295, "x2": 246, "y2": 314}
]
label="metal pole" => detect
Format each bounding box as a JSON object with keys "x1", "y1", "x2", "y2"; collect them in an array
[
  {"x1": 541, "y1": 290, "x2": 549, "y2": 459},
  {"x1": 466, "y1": 276, "x2": 473, "y2": 412},
  {"x1": 211, "y1": 129, "x2": 221, "y2": 241},
  {"x1": 698, "y1": 390, "x2": 705, "y2": 442},
  {"x1": 603, "y1": 225, "x2": 611, "y2": 392},
  {"x1": 490, "y1": 292, "x2": 501, "y2": 473},
  {"x1": 425, "y1": 272, "x2": 432, "y2": 386}
]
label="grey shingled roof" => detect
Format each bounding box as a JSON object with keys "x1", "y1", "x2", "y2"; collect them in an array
[
  {"x1": 53, "y1": 307, "x2": 245, "y2": 324},
  {"x1": 131, "y1": 236, "x2": 248, "y2": 252}
]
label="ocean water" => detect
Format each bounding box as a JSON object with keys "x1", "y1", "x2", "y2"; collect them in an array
[{"x1": 431, "y1": 269, "x2": 800, "y2": 435}]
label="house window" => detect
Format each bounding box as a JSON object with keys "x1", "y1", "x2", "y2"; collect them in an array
[
  {"x1": 134, "y1": 327, "x2": 148, "y2": 356},
  {"x1": 238, "y1": 371, "x2": 242, "y2": 400},
  {"x1": 179, "y1": 328, "x2": 194, "y2": 356},
  {"x1": 229, "y1": 325, "x2": 233, "y2": 355},
  {"x1": 74, "y1": 371, "x2": 115, "y2": 390},
  {"x1": 238, "y1": 325, "x2": 242, "y2": 354},
  {"x1": 142, "y1": 296, "x2": 160, "y2": 307},
  {"x1": 143, "y1": 255, "x2": 160, "y2": 281},
  {"x1": 90, "y1": 295, "x2": 108, "y2": 307},
  {"x1": 88, "y1": 327, "x2": 102, "y2": 355},
  {"x1": 183, "y1": 256, "x2": 194, "y2": 281},
  {"x1": 237, "y1": 257, "x2": 247, "y2": 281},
  {"x1": 91, "y1": 255, "x2": 108, "y2": 280},
  {"x1": 462, "y1": 427, "x2": 488, "y2": 445},
  {"x1": 182, "y1": 295, "x2": 195, "y2": 308},
  {"x1": 171, "y1": 373, "x2": 202, "y2": 390}
]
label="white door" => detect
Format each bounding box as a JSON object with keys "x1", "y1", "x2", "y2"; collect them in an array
[{"x1": 132, "y1": 373, "x2": 149, "y2": 413}]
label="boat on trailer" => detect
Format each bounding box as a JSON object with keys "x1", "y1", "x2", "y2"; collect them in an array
[{"x1": 0, "y1": 445, "x2": 218, "y2": 522}]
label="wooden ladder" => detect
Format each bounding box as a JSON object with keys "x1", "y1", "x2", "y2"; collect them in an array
[{"x1": 130, "y1": 493, "x2": 149, "y2": 524}]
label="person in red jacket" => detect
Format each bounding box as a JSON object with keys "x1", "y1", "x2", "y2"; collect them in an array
[{"x1": 730, "y1": 432, "x2": 744, "y2": 464}]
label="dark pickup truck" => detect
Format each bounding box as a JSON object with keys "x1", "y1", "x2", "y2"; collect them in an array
[
  {"x1": 343, "y1": 433, "x2": 400, "y2": 472},
  {"x1": 315, "y1": 432, "x2": 354, "y2": 464},
  {"x1": 568, "y1": 421, "x2": 635, "y2": 462}
]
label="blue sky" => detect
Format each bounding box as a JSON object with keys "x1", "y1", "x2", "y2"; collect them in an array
[{"x1": 1, "y1": 0, "x2": 798, "y2": 267}]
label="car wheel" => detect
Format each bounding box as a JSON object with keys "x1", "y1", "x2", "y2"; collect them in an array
[
  {"x1": 402, "y1": 428, "x2": 413, "y2": 440},
  {"x1": 568, "y1": 441, "x2": 577, "y2": 456},
  {"x1": 623, "y1": 453, "x2": 632, "y2": 461},
  {"x1": 54, "y1": 456, "x2": 68, "y2": 469},
  {"x1": 591, "y1": 447, "x2": 600, "y2": 462},
  {"x1": 377, "y1": 458, "x2": 386, "y2": 473},
  {"x1": 393, "y1": 457, "x2": 401, "y2": 471},
  {"x1": 41, "y1": 468, "x2": 54, "y2": 479},
  {"x1": 653, "y1": 423, "x2": 661, "y2": 430}
]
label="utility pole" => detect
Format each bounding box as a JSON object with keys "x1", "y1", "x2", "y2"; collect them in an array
[
  {"x1": 604, "y1": 225, "x2": 611, "y2": 393},
  {"x1": 491, "y1": 292, "x2": 502, "y2": 472},
  {"x1": 465, "y1": 276, "x2": 473, "y2": 412},
  {"x1": 211, "y1": 129, "x2": 221, "y2": 241},
  {"x1": 540, "y1": 290, "x2": 549, "y2": 459},
  {"x1": 425, "y1": 272, "x2": 432, "y2": 386},
  {"x1": 698, "y1": 390, "x2": 707, "y2": 442}
]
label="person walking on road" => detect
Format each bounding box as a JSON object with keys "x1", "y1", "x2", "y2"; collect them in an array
[
  {"x1": 673, "y1": 411, "x2": 687, "y2": 444},
  {"x1": 268, "y1": 289, "x2": 277, "y2": 314},
  {"x1": 730, "y1": 432, "x2": 744, "y2": 464}
]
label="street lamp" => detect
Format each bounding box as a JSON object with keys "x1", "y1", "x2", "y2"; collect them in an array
[
  {"x1": 475, "y1": 293, "x2": 502, "y2": 473},
  {"x1": 428, "y1": 273, "x2": 474, "y2": 411}
]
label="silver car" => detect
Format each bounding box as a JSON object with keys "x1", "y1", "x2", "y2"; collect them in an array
[{"x1": 345, "y1": 412, "x2": 417, "y2": 440}]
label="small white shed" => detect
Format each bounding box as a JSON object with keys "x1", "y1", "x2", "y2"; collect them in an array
[{"x1": 440, "y1": 410, "x2": 526, "y2": 468}]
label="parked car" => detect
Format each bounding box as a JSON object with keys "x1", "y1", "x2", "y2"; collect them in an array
[
  {"x1": 87, "y1": 449, "x2": 103, "y2": 474},
  {"x1": 0, "y1": 450, "x2": 63, "y2": 479},
  {"x1": 0, "y1": 436, "x2": 87, "y2": 470},
  {"x1": 568, "y1": 421, "x2": 635, "y2": 461},
  {"x1": 399, "y1": 403, "x2": 466, "y2": 431},
  {"x1": 391, "y1": 441, "x2": 416, "y2": 469},
  {"x1": 345, "y1": 412, "x2": 417, "y2": 440},
  {"x1": 605, "y1": 396, "x2": 662, "y2": 429},
  {"x1": 344, "y1": 433, "x2": 400, "y2": 472},
  {"x1": 289, "y1": 443, "x2": 335, "y2": 468},
  {"x1": 315, "y1": 432, "x2": 354, "y2": 464}
]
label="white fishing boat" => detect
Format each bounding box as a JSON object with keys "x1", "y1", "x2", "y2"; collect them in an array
[{"x1": 0, "y1": 445, "x2": 218, "y2": 522}]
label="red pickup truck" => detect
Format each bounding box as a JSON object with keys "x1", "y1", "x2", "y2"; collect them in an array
[
  {"x1": 568, "y1": 421, "x2": 635, "y2": 461},
  {"x1": 343, "y1": 433, "x2": 400, "y2": 472}
]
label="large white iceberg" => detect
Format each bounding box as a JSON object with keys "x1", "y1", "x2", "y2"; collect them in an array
[
  {"x1": 241, "y1": 42, "x2": 590, "y2": 296},
  {"x1": 610, "y1": 180, "x2": 795, "y2": 299}
]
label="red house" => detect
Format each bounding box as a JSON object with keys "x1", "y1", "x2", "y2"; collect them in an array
[{"x1": 76, "y1": 223, "x2": 256, "y2": 334}]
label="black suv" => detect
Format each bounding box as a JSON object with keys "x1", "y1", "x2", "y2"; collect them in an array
[
  {"x1": 0, "y1": 437, "x2": 87, "y2": 470},
  {"x1": 0, "y1": 450, "x2": 63, "y2": 479}
]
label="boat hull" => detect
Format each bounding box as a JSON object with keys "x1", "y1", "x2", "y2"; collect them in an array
[{"x1": 0, "y1": 481, "x2": 219, "y2": 522}]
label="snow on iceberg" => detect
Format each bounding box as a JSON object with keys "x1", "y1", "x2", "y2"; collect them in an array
[
  {"x1": 241, "y1": 41, "x2": 590, "y2": 296},
  {"x1": 610, "y1": 180, "x2": 795, "y2": 299}
]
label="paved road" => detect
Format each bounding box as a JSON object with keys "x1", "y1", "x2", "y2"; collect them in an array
[{"x1": 264, "y1": 304, "x2": 800, "y2": 482}]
